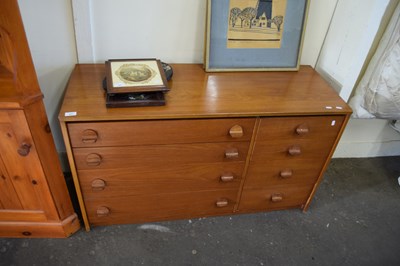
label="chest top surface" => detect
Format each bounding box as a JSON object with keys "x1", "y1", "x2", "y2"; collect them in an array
[{"x1": 59, "y1": 64, "x2": 352, "y2": 122}]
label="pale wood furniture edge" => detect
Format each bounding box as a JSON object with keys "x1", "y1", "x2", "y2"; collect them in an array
[
  {"x1": 0, "y1": 213, "x2": 80, "y2": 238},
  {"x1": 24, "y1": 100, "x2": 76, "y2": 220},
  {"x1": 60, "y1": 121, "x2": 91, "y2": 231}
]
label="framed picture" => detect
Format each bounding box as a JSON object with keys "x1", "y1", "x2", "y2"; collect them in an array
[
  {"x1": 204, "y1": 0, "x2": 309, "y2": 72},
  {"x1": 105, "y1": 59, "x2": 169, "y2": 93}
]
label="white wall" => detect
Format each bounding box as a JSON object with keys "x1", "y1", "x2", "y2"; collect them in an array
[
  {"x1": 316, "y1": 0, "x2": 391, "y2": 101},
  {"x1": 18, "y1": 0, "x2": 77, "y2": 169},
  {"x1": 74, "y1": 0, "x2": 207, "y2": 63},
  {"x1": 300, "y1": 0, "x2": 338, "y2": 67},
  {"x1": 74, "y1": 0, "x2": 333, "y2": 66},
  {"x1": 17, "y1": 0, "x2": 400, "y2": 165}
]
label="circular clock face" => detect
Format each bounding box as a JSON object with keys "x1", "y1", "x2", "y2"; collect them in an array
[{"x1": 116, "y1": 64, "x2": 155, "y2": 84}]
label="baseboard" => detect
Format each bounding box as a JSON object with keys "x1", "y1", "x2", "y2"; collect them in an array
[
  {"x1": 334, "y1": 140, "x2": 400, "y2": 158},
  {"x1": 333, "y1": 118, "x2": 400, "y2": 158}
]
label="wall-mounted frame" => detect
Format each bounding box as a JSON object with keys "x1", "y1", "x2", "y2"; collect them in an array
[{"x1": 204, "y1": 0, "x2": 309, "y2": 72}]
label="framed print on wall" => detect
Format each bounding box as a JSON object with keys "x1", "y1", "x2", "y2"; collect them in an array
[{"x1": 204, "y1": 0, "x2": 309, "y2": 72}]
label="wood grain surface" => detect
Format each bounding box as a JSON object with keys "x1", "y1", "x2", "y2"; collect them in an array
[
  {"x1": 59, "y1": 64, "x2": 352, "y2": 122},
  {"x1": 68, "y1": 118, "x2": 255, "y2": 147}
]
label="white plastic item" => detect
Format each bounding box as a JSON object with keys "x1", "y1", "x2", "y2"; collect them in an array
[{"x1": 349, "y1": 3, "x2": 400, "y2": 119}]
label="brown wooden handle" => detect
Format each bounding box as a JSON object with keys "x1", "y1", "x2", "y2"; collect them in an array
[
  {"x1": 220, "y1": 174, "x2": 234, "y2": 182},
  {"x1": 295, "y1": 124, "x2": 309, "y2": 135},
  {"x1": 229, "y1": 125, "x2": 244, "y2": 138},
  {"x1": 216, "y1": 199, "x2": 229, "y2": 207},
  {"x1": 279, "y1": 169, "x2": 293, "y2": 179},
  {"x1": 17, "y1": 143, "x2": 31, "y2": 156},
  {"x1": 225, "y1": 148, "x2": 239, "y2": 159},
  {"x1": 91, "y1": 179, "x2": 106, "y2": 191},
  {"x1": 271, "y1": 193, "x2": 283, "y2": 203},
  {"x1": 82, "y1": 129, "x2": 98, "y2": 144},
  {"x1": 96, "y1": 206, "x2": 110, "y2": 217},
  {"x1": 86, "y1": 153, "x2": 102, "y2": 166},
  {"x1": 288, "y1": 145, "x2": 301, "y2": 156}
]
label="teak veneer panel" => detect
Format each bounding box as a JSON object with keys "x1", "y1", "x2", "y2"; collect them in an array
[
  {"x1": 238, "y1": 184, "x2": 314, "y2": 212},
  {"x1": 256, "y1": 116, "x2": 346, "y2": 141},
  {"x1": 73, "y1": 142, "x2": 250, "y2": 170},
  {"x1": 79, "y1": 162, "x2": 244, "y2": 197},
  {"x1": 68, "y1": 118, "x2": 255, "y2": 147},
  {"x1": 59, "y1": 64, "x2": 351, "y2": 122},
  {"x1": 244, "y1": 159, "x2": 324, "y2": 188},
  {"x1": 85, "y1": 189, "x2": 239, "y2": 226}
]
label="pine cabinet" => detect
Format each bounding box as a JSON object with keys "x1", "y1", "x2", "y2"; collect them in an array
[{"x1": 0, "y1": 0, "x2": 79, "y2": 237}]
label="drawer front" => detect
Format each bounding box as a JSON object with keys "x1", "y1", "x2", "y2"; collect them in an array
[
  {"x1": 68, "y1": 118, "x2": 255, "y2": 147},
  {"x1": 85, "y1": 189, "x2": 238, "y2": 226},
  {"x1": 79, "y1": 162, "x2": 244, "y2": 196},
  {"x1": 257, "y1": 116, "x2": 345, "y2": 142},
  {"x1": 244, "y1": 159, "x2": 323, "y2": 188},
  {"x1": 73, "y1": 142, "x2": 250, "y2": 170},
  {"x1": 251, "y1": 116, "x2": 344, "y2": 167},
  {"x1": 238, "y1": 185, "x2": 313, "y2": 212},
  {"x1": 251, "y1": 139, "x2": 335, "y2": 162}
]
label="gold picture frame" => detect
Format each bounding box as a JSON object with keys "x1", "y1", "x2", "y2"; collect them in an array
[
  {"x1": 105, "y1": 59, "x2": 169, "y2": 94},
  {"x1": 204, "y1": 0, "x2": 310, "y2": 72}
]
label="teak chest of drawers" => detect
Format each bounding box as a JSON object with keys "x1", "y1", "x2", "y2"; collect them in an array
[{"x1": 59, "y1": 64, "x2": 352, "y2": 230}]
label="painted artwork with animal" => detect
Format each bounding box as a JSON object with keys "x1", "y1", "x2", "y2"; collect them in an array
[{"x1": 227, "y1": 0, "x2": 287, "y2": 49}]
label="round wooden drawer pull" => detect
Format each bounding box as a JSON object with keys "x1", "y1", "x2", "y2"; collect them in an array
[
  {"x1": 96, "y1": 206, "x2": 110, "y2": 217},
  {"x1": 271, "y1": 193, "x2": 283, "y2": 203},
  {"x1": 279, "y1": 169, "x2": 293, "y2": 179},
  {"x1": 17, "y1": 143, "x2": 31, "y2": 156},
  {"x1": 295, "y1": 124, "x2": 309, "y2": 135},
  {"x1": 216, "y1": 199, "x2": 229, "y2": 208},
  {"x1": 82, "y1": 129, "x2": 98, "y2": 144},
  {"x1": 229, "y1": 125, "x2": 244, "y2": 138},
  {"x1": 288, "y1": 145, "x2": 301, "y2": 156},
  {"x1": 86, "y1": 153, "x2": 102, "y2": 166},
  {"x1": 91, "y1": 179, "x2": 106, "y2": 191},
  {"x1": 220, "y1": 174, "x2": 235, "y2": 182},
  {"x1": 225, "y1": 148, "x2": 239, "y2": 159}
]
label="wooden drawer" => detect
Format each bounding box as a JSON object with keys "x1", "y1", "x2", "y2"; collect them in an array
[
  {"x1": 238, "y1": 185, "x2": 313, "y2": 212},
  {"x1": 257, "y1": 116, "x2": 345, "y2": 142},
  {"x1": 79, "y1": 162, "x2": 244, "y2": 196},
  {"x1": 244, "y1": 158, "x2": 323, "y2": 188},
  {"x1": 251, "y1": 139, "x2": 335, "y2": 162},
  {"x1": 68, "y1": 118, "x2": 255, "y2": 147},
  {"x1": 85, "y1": 189, "x2": 238, "y2": 226},
  {"x1": 73, "y1": 142, "x2": 250, "y2": 170}
]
